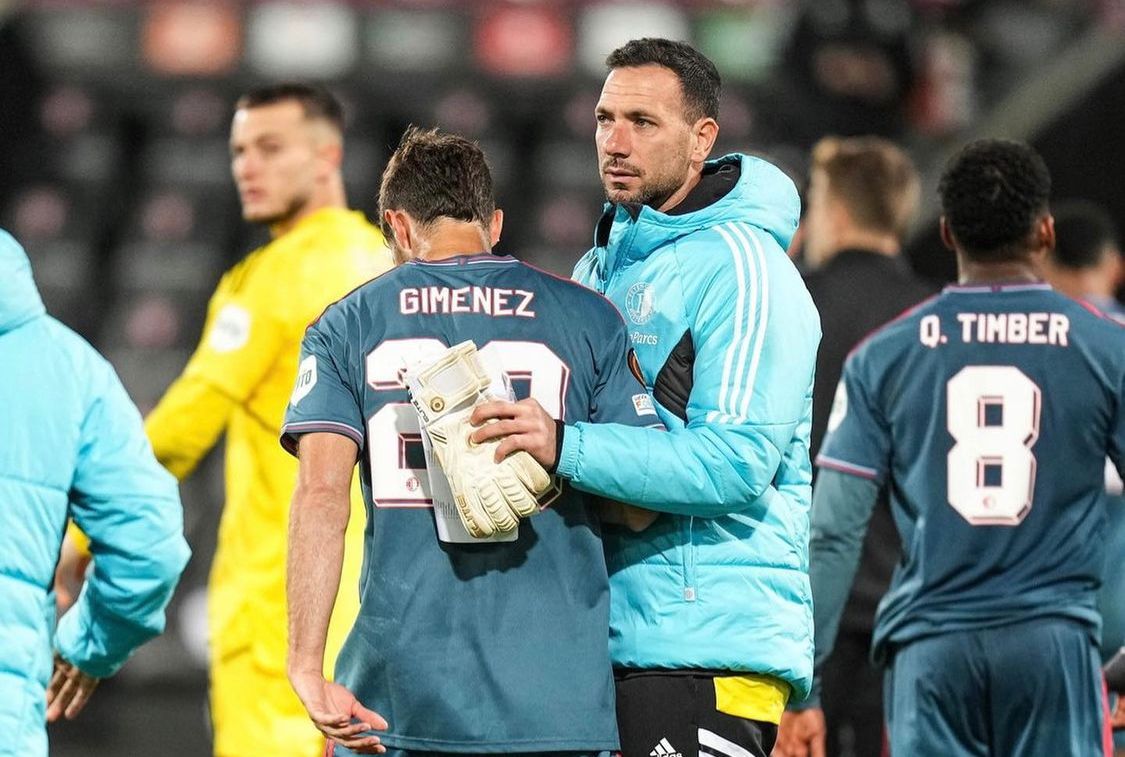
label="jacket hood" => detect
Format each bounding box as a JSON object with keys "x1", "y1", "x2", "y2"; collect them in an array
[
  {"x1": 593, "y1": 153, "x2": 801, "y2": 273},
  {"x1": 0, "y1": 229, "x2": 46, "y2": 334}
]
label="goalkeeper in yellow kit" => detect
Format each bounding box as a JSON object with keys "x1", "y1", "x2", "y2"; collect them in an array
[{"x1": 63, "y1": 84, "x2": 392, "y2": 756}]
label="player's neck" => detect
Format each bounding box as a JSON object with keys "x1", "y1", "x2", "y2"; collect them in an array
[
  {"x1": 813, "y1": 231, "x2": 899, "y2": 268},
  {"x1": 418, "y1": 224, "x2": 493, "y2": 262},
  {"x1": 269, "y1": 180, "x2": 347, "y2": 239},
  {"x1": 957, "y1": 258, "x2": 1041, "y2": 286}
]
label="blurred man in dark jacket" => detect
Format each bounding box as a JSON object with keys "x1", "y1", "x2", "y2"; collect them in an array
[{"x1": 784, "y1": 136, "x2": 934, "y2": 757}]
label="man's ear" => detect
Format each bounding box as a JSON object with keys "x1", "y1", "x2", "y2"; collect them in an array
[
  {"x1": 1028, "y1": 214, "x2": 1055, "y2": 272},
  {"x1": 690, "y1": 117, "x2": 719, "y2": 164},
  {"x1": 489, "y1": 209, "x2": 504, "y2": 246},
  {"x1": 939, "y1": 216, "x2": 956, "y2": 251},
  {"x1": 384, "y1": 209, "x2": 412, "y2": 250},
  {"x1": 1037, "y1": 213, "x2": 1056, "y2": 254},
  {"x1": 311, "y1": 123, "x2": 344, "y2": 179}
]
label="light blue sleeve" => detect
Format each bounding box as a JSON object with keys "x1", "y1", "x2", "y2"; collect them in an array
[
  {"x1": 789, "y1": 469, "x2": 880, "y2": 708},
  {"x1": 54, "y1": 356, "x2": 190, "y2": 678},
  {"x1": 557, "y1": 224, "x2": 820, "y2": 517}
]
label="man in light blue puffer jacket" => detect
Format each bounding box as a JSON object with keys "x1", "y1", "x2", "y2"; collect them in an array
[
  {"x1": 0, "y1": 229, "x2": 189, "y2": 755},
  {"x1": 472, "y1": 39, "x2": 820, "y2": 757}
]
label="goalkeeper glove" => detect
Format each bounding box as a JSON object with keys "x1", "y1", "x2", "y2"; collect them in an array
[{"x1": 407, "y1": 341, "x2": 552, "y2": 538}]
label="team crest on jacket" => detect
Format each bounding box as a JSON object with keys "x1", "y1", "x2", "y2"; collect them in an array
[{"x1": 625, "y1": 282, "x2": 655, "y2": 325}]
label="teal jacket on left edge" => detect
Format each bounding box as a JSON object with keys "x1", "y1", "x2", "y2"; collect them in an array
[
  {"x1": 559, "y1": 154, "x2": 820, "y2": 701},
  {"x1": 0, "y1": 230, "x2": 189, "y2": 755}
]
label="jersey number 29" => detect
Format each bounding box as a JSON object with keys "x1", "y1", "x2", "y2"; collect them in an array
[{"x1": 364, "y1": 338, "x2": 569, "y2": 507}]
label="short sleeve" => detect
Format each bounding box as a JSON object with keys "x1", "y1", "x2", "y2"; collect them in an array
[
  {"x1": 590, "y1": 313, "x2": 665, "y2": 430},
  {"x1": 816, "y1": 353, "x2": 891, "y2": 484},
  {"x1": 280, "y1": 321, "x2": 364, "y2": 456}
]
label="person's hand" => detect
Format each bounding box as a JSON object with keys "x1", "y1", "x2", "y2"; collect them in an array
[
  {"x1": 54, "y1": 536, "x2": 91, "y2": 616},
  {"x1": 407, "y1": 342, "x2": 551, "y2": 537},
  {"x1": 1112, "y1": 694, "x2": 1125, "y2": 730},
  {"x1": 289, "y1": 669, "x2": 388, "y2": 754},
  {"x1": 470, "y1": 398, "x2": 558, "y2": 467},
  {"x1": 772, "y1": 708, "x2": 827, "y2": 757},
  {"x1": 46, "y1": 654, "x2": 99, "y2": 721}
]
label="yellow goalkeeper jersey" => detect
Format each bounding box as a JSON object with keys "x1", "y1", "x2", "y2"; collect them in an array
[{"x1": 146, "y1": 207, "x2": 391, "y2": 676}]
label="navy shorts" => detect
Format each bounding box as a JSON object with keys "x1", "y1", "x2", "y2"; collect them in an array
[{"x1": 884, "y1": 617, "x2": 1109, "y2": 756}]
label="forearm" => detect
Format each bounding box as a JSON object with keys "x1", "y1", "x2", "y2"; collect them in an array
[
  {"x1": 803, "y1": 470, "x2": 880, "y2": 705},
  {"x1": 557, "y1": 420, "x2": 787, "y2": 517},
  {"x1": 146, "y1": 373, "x2": 236, "y2": 479},
  {"x1": 288, "y1": 483, "x2": 350, "y2": 676}
]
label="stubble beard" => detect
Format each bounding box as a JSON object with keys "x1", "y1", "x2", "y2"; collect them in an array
[
  {"x1": 243, "y1": 193, "x2": 310, "y2": 231},
  {"x1": 602, "y1": 151, "x2": 691, "y2": 210},
  {"x1": 604, "y1": 172, "x2": 684, "y2": 210}
]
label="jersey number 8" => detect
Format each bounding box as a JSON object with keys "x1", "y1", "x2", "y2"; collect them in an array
[{"x1": 946, "y1": 365, "x2": 1041, "y2": 526}]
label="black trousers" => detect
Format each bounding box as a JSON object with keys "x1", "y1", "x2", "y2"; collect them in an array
[
  {"x1": 615, "y1": 672, "x2": 777, "y2": 757},
  {"x1": 820, "y1": 630, "x2": 885, "y2": 757}
]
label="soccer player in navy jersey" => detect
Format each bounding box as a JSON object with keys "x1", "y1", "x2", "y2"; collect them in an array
[
  {"x1": 279, "y1": 127, "x2": 661, "y2": 756},
  {"x1": 775, "y1": 139, "x2": 1125, "y2": 757}
]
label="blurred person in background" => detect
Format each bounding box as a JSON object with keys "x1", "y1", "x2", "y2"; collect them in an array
[
  {"x1": 473, "y1": 38, "x2": 820, "y2": 757},
  {"x1": 780, "y1": 135, "x2": 934, "y2": 757},
  {"x1": 777, "y1": 139, "x2": 1124, "y2": 757},
  {"x1": 58, "y1": 83, "x2": 392, "y2": 757},
  {"x1": 0, "y1": 229, "x2": 189, "y2": 756},
  {"x1": 1042, "y1": 198, "x2": 1125, "y2": 754},
  {"x1": 1042, "y1": 199, "x2": 1124, "y2": 322}
]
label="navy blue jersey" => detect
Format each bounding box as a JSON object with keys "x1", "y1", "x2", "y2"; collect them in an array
[
  {"x1": 818, "y1": 283, "x2": 1125, "y2": 659},
  {"x1": 281, "y1": 254, "x2": 660, "y2": 753}
]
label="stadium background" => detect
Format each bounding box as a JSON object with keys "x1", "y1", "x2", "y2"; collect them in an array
[{"x1": 0, "y1": 0, "x2": 1122, "y2": 753}]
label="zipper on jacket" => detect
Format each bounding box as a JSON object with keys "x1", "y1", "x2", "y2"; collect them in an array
[{"x1": 683, "y1": 515, "x2": 697, "y2": 601}]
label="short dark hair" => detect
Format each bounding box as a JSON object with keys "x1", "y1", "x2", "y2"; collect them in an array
[
  {"x1": 606, "y1": 38, "x2": 721, "y2": 123},
  {"x1": 1051, "y1": 200, "x2": 1119, "y2": 270},
  {"x1": 235, "y1": 83, "x2": 345, "y2": 133},
  {"x1": 378, "y1": 126, "x2": 494, "y2": 237},
  {"x1": 938, "y1": 139, "x2": 1051, "y2": 261},
  {"x1": 812, "y1": 136, "x2": 919, "y2": 239}
]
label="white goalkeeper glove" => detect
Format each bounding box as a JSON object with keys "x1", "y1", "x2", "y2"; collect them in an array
[{"x1": 407, "y1": 341, "x2": 552, "y2": 538}]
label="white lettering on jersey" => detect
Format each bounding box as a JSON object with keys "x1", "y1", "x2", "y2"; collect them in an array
[
  {"x1": 919, "y1": 315, "x2": 944, "y2": 348},
  {"x1": 290, "y1": 355, "x2": 317, "y2": 406},
  {"x1": 827, "y1": 380, "x2": 848, "y2": 433},
  {"x1": 398, "y1": 286, "x2": 536, "y2": 317},
  {"x1": 956, "y1": 312, "x2": 1069, "y2": 346},
  {"x1": 208, "y1": 304, "x2": 251, "y2": 353}
]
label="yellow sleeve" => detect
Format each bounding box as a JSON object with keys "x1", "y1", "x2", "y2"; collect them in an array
[
  {"x1": 147, "y1": 256, "x2": 290, "y2": 478},
  {"x1": 145, "y1": 373, "x2": 238, "y2": 480}
]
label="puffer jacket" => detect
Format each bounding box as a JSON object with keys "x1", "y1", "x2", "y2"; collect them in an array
[
  {"x1": 560, "y1": 154, "x2": 821, "y2": 700},
  {"x1": 0, "y1": 230, "x2": 189, "y2": 755}
]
